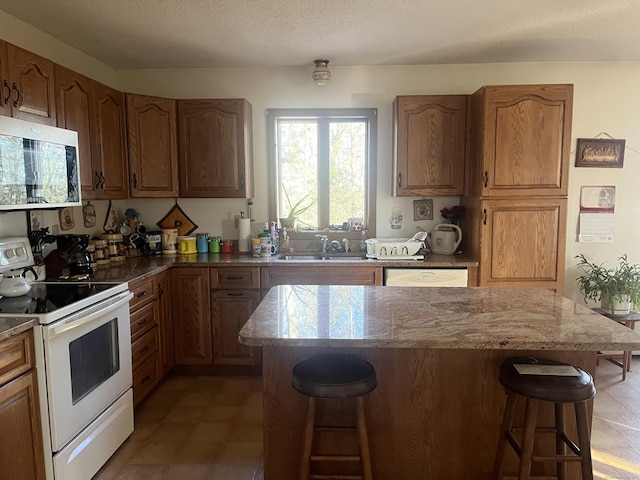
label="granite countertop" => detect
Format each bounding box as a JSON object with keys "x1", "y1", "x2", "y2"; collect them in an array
[
  {"x1": 0, "y1": 252, "x2": 477, "y2": 341},
  {"x1": 238, "y1": 285, "x2": 640, "y2": 351}
]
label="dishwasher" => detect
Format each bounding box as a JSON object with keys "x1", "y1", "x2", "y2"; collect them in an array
[{"x1": 384, "y1": 268, "x2": 468, "y2": 286}]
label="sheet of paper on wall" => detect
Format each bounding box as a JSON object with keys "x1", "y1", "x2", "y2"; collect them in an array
[{"x1": 578, "y1": 212, "x2": 614, "y2": 242}]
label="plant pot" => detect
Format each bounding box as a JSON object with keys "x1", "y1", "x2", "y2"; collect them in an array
[
  {"x1": 601, "y1": 293, "x2": 631, "y2": 316},
  {"x1": 279, "y1": 217, "x2": 297, "y2": 230}
]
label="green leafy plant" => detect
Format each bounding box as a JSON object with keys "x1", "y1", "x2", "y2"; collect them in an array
[
  {"x1": 576, "y1": 254, "x2": 640, "y2": 310},
  {"x1": 282, "y1": 188, "x2": 317, "y2": 225}
]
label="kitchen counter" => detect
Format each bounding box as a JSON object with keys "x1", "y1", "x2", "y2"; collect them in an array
[
  {"x1": 239, "y1": 285, "x2": 640, "y2": 350},
  {"x1": 0, "y1": 251, "x2": 478, "y2": 340},
  {"x1": 239, "y1": 285, "x2": 640, "y2": 480}
]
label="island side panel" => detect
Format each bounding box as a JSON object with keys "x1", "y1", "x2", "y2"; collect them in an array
[{"x1": 261, "y1": 346, "x2": 596, "y2": 480}]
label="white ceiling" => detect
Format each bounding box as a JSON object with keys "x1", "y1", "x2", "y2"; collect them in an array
[{"x1": 1, "y1": 0, "x2": 639, "y2": 69}]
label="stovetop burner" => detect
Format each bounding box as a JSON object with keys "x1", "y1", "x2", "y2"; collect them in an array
[{"x1": 0, "y1": 281, "x2": 127, "y2": 323}]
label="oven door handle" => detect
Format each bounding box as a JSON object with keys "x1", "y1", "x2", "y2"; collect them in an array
[{"x1": 46, "y1": 291, "x2": 134, "y2": 339}]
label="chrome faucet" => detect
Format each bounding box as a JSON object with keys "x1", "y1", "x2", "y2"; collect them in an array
[
  {"x1": 315, "y1": 234, "x2": 328, "y2": 253},
  {"x1": 327, "y1": 240, "x2": 344, "y2": 253}
]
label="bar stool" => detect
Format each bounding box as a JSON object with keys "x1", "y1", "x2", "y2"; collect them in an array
[
  {"x1": 493, "y1": 357, "x2": 595, "y2": 480},
  {"x1": 292, "y1": 354, "x2": 377, "y2": 480}
]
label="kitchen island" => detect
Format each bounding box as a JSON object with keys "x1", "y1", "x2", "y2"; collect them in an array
[{"x1": 239, "y1": 285, "x2": 640, "y2": 480}]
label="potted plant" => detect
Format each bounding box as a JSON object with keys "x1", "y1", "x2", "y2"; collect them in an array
[
  {"x1": 280, "y1": 189, "x2": 317, "y2": 230},
  {"x1": 576, "y1": 254, "x2": 640, "y2": 315}
]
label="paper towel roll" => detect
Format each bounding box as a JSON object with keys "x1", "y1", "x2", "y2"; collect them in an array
[{"x1": 238, "y1": 218, "x2": 251, "y2": 252}]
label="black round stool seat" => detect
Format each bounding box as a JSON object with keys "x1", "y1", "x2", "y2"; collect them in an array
[
  {"x1": 499, "y1": 357, "x2": 595, "y2": 403},
  {"x1": 292, "y1": 354, "x2": 377, "y2": 398}
]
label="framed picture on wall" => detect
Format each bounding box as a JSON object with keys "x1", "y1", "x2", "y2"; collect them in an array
[
  {"x1": 413, "y1": 199, "x2": 433, "y2": 220},
  {"x1": 575, "y1": 138, "x2": 625, "y2": 168},
  {"x1": 28, "y1": 210, "x2": 44, "y2": 233}
]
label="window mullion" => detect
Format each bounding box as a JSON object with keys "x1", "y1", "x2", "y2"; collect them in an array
[{"x1": 317, "y1": 119, "x2": 330, "y2": 229}]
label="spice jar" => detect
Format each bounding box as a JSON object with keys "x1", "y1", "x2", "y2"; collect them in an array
[
  {"x1": 101, "y1": 233, "x2": 126, "y2": 263},
  {"x1": 220, "y1": 240, "x2": 233, "y2": 253}
]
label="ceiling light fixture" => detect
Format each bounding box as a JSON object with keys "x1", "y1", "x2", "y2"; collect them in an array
[{"x1": 312, "y1": 59, "x2": 331, "y2": 86}]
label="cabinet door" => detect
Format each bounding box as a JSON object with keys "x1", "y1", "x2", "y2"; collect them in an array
[
  {"x1": 93, "y1": 82, "x2": 129, "y2": 199},
  {"x1": 393, "y1": 95, "x2": 468, "y2": 196},
  {"x1": 156, "y1": 270, "x2": 175, "y2": 376},
  {"x1": 261, "y1": 266, "x2": 383, "y2": 289},
  {"x1": 178, "y1": 99, "x2": 253, "y2": 198},
  {"x1": 126, "y1": 93, "x2": 179, "y2": 197},
  {"x1": 212, "y1": 289, "x2": 261, "y2": 366},
  {"x1": 171, "y1": 267, "x2": 212, "y2": 365},
  {"x1": 0, "y1": 41, "x2": 10, "y2": 117},
  {"x1": 478, "y1": 84, "x2": 573, "y2": 197},
  {"x1": 7, "y1": 43, "x2": 56, "y2": 125},
  {"x1": 479, "y1": 197, "x2": 567, "y2": 291},
  {"x1": 0, "y1": 370, "x2": 46, "y2": 480},
  {"x1": 55, "y1": 66, "x2": 96, "y2": 198}
]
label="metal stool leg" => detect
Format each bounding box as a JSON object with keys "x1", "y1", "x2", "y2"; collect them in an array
[{"x1": 299, "y1": 397, "x2": 316, "y2": 480}]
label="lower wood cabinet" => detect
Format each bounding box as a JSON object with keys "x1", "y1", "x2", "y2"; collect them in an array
[
  {"x1": 129, "y1": 273, "x2": 173, "y2": 407},
  {"x1": 210, "y1": 267, "x2": 261, "y2": 367},
  {"x1": 261, "y1": 265, "x2": 383, "y2": 289},
  {"x1": 0, "y1": 331, "x2": 45, "y2": 479},
  {"x1": 172, "y1": 267, "x2": 212, "y2": 365}
]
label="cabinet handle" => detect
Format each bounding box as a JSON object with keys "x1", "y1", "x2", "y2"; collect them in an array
[
  {"x1": 137, "y1": 318, "x2": 148, "y2": 326},
  {"x1": 227, "y1": 293, "x2": 244, "y2": 297},
  {"x1": 483, "y1": 209, "x2": 487, "y2": 225},
  {"x1": 132, "y1": 173, "x2": 138, "y2": 189},
  {"x1": 483, "y1": 171, "x2": 488, "y2": 188},
  {"x1": 99, "y1": 171, "x2": 106, "y2": 189},
  {"x1": 136, "y1": 291, "x2": 147, "y2": 297},
  {"x1": 94, "y1": 171, "x2": 101, "y2": 189},
  {"x1": 240, "y1": 175, "x2": 244, "y2": 189},
  {"x1": 11, "y1": 83, "x2": 20, "y2": 108},
  {"x1": 397, "y1": 172, "x2": 402, "y2": 188},
  {"x1": 140, "y1": 346, "x2": 150, "y2": 353},
  {"x1": 141, "y1": 375, "x2": 151, "y2": 384},
  {"x1": 226, "y1": 276, "x2": 244, "y2": 280},
  {"x1": 2, "y1": 80, "x2": 10, "y2": 105},
  {"x1": 158, "y1": 284, "x2": 163, "y2": 297}
]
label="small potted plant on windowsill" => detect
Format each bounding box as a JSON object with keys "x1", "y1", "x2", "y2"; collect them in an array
[
  {"x1": 279, "y1": 189, "x2": 317, "y2": 231},
  {"x1": 576, "y1": 254, "x2": 640, "y2": 316}
]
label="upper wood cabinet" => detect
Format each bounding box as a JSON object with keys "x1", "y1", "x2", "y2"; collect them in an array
[
  {"x1": 126, "y1": 93, "x2": 179, "y2": 197},
  {"x1": 177, "y1": 98, "x2": 254, "y2": 198},
  {"x1": 469, "y1": 84, "x2": 573, "y2": 197},
  {"x1": 56, "y1": 67, "x2": 128, "y2": 199},
  {"x1": 1, "y1": 41, "x2": 56, "y2": 125},
  {"x1": 393, "y1": 95, "x2": 468, "y2": 196},
  {"x1": 92, "y1": 82, "x2": 129, "y2": 199}
]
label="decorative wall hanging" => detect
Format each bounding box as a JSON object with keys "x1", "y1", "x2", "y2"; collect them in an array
[
  {"x1": 413, "y1": 199, "x2": 433, "y2": 221},
  {"x1": 103, "y1": 200, "x2": 119, "y2": 232},
  {"x1": 575, "y1": 138, "x2": 625, "y2": 168},
  {"x1": 59, "y1": 207, "x2": 75, "y2": 231},
  {"x1": 83, "y1": 202, "x2": 96, "y2": 228},
  {"x1": 157, "y1": 201, "x2": 198, "y2": 236}
]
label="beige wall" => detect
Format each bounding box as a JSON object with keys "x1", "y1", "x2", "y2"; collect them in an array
[{"x1": 1, "y1": 11, "x2": 639, "y2": 305}]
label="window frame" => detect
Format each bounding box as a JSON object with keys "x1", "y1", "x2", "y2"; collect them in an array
[{"x1": 266, "y1": 108, "x2": 377, "y2": 236}]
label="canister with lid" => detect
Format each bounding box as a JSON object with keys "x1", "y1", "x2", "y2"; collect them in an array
[
  {"x1": 209, "y1": 236, "x2": 221, "y2": 253},
  {"x1": 101, "y1": 233, "x2": 126, "y2": 263},
  {"x1": 196, "y1": 233, "x2": 210, "y2": 253}
]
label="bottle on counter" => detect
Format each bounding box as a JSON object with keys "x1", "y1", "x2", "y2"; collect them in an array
[
  {"x1": 270, "y1": 221, "x2": 279, "y2": 254},
  {"x1": 360, "y1": 231, "x2": 367, "y2": 251}
]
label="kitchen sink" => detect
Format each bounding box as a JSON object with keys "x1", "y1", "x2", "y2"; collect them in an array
[{"x1": 279, "y1": 253, "x2": 368, "y2": 261}]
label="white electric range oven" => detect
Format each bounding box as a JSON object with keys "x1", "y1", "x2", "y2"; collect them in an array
[{"x1": 0, "y1": 238, "x2": 134, "y2": 480}]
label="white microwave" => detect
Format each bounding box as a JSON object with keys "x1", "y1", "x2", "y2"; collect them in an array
[{"x1": 0, "y1": 116, "x2": 81, "y2": 210}]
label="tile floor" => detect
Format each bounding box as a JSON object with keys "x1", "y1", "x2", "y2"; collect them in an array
[
  {"x1": 94, "y1": 358, "x2": 640, "y2": 480},
  {"x1": 93, "y1": 375, "x2": 264, "y2": 480}
]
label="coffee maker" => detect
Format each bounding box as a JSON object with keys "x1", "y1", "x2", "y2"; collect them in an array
[{"x1": 45, "y1": 234, "x2": 93, "y2": 278}]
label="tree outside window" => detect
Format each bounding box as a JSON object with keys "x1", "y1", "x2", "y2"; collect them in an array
[{"x1": 267, "y1": 108, "x2": 376, "y2": 234}]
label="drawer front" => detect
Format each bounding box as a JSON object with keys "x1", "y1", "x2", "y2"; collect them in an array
[
  {"x1": 131, "y1": 325, "x2": 159, "y2": 370},
  {"x1": 129, "y1": 277, "x2": 156, "y2": 311},
  {"x1": 210, "y1": 267, "x2": 260, "y2": 289},
  {"x1": 129, "y1": 301, "x2": 157, "y2": 339},
  {"x1": 0, "y1": 330, "x2": 34, "y2": 386},
  {"x1": 133, "y1": 354, "x2": 160, "y2": 407}
]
